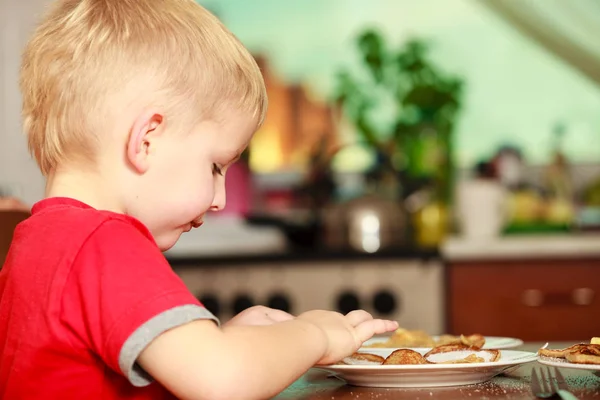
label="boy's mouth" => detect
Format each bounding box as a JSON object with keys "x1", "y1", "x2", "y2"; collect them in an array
[{"x1": 191, "y1": 219, "x2": 203, "y2": 229}]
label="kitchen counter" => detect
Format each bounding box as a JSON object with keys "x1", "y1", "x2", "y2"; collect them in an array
[
  {"x1": 168, "y1": 233, "x2": 600, "y2": 266},
  {"x1": 167, "y1": 247, "x2": 439, "y2": 266},
  {"x1": 165, "y1": 216, "x2": 600, "y2": 266},
  {"x1": 165, "y1": 214, "x2": 439, "y2": 266},
  {"x1": 442, "y1": 234, "x2": 600, "y2": 262},
  {"x1": 164, "y1": 215, "x2": 288, "y2": 259}
]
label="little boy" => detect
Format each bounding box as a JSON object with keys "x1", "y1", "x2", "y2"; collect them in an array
[{"x1": 0, "y1": 1, "x2": 397, "y2": 399}]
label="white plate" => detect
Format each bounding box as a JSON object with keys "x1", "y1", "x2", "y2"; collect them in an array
[
  {"x1": 314, "y1": 349, "x2": 538, "y2": 388},
  {"x1": 538, "y1": 356, "x2": 600, "y2": 371},
  {"x1": 362, "y1": 335, "x2": 524, "y2": 350}
]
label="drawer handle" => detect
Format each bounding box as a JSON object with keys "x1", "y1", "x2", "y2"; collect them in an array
[
  {"x1": 521, "y1": 288, "x2": 595, "y2": 307},
  {"x1": 572, "y1": 288, "x2": 595, "y2": 306},
  {"x1": 521, "y1": 289, "x2": 544, "y2": 307}
]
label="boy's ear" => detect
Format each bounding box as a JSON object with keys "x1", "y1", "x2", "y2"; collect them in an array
[{"x1": 126, "y1": 110, "x2": 164, "y2": 173}]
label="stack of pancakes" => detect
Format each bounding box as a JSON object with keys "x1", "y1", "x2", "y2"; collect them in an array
[
  {"x1": 538, "y1": 337, "x2": 600, "y2": 365},
  {"x1": 340, "y1": 343, "x2": 500, "y2": 366}
]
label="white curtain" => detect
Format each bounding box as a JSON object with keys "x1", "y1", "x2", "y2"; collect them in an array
[{"x1": 477, "y1": 0, "x2": 600, "y2": 86}]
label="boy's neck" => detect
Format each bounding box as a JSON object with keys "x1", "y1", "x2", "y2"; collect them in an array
[{"x1": 45, "y1": 169, "x2": 125, "y2": 214}]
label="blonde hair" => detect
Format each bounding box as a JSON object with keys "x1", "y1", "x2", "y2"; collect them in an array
[{"x1": 20, "y1": 0, "x2": 267, "y2": 176}]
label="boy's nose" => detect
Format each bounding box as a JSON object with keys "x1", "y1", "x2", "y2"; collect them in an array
[{"x1": 210, "y1": 182, "x2": 226, "y2": 211}]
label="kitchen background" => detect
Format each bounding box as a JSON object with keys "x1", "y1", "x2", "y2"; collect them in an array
[{"x1": 1, "y1": 0, "x2": 600, "y2": 340}]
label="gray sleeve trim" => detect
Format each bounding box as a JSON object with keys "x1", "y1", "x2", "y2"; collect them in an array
[{"x1": 118, "y1": 304, "x2": 219, "y2": 387}]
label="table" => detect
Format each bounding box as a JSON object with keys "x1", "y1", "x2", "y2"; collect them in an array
[{"x1": 275, "y1": 343, "x2": 600, "y2": 399}]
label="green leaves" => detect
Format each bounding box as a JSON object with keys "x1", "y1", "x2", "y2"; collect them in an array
[{"x1": 334, "y1": 30, "x2": 465, "y2": 201}]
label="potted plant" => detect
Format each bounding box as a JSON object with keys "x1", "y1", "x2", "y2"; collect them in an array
[{"x1": 334, "y1": 29, "x2": 464, "y2": 246}]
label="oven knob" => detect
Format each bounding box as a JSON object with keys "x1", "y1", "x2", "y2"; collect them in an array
[
  {"x1": 336, "y1": 291, "x2": 360, "y2": 314},
  {"x1": 232, "y1": 294, "x2": 254, "y2": 314},
  {"x1": 267, "y1": 293, "x2": 292, "y2": 313},
  {"x1": 373, "y1": 290, "x2": 398, "y2": 316},
  {"x1": 197, "y1": 293, "x2": 221, "y2": 318}
]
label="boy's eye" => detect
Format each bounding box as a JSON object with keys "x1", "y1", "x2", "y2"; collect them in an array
[{"x1": 212, "y1": 163, "x2": 223, "y2": 176}]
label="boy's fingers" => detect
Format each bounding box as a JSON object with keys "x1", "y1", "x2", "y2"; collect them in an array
[
  {"x1": 345, "y1": 309, "x2": 373, "y2": 326},
  {"x1": 353, "y1": 320, "x2": 383, "y2": 343},
  {"x1": 380, "y1": 320, "x2": 399, "y2": 333},
  {"x1": 354, "y1": 319, "x2": 399, "y2": 343},
  {"x1": 266, "y1": 309, "x2": 295, "y2": 322}
]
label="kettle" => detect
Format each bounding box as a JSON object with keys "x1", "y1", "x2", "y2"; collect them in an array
[{"x1": 321, "y1": 195, "x2": 407, "y2": 253}]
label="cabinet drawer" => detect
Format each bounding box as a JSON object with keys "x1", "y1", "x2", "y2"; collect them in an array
[{"x1": 447, "y1": 259, "x2": 600, "y2": 341}]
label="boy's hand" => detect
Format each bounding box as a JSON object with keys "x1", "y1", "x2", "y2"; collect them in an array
[
  {"x1": 224, "y1": 305, "x2": 295, "y2": 327},
  {"x1": 297, "y1": 309, "x2": 398, "y2": 365}
]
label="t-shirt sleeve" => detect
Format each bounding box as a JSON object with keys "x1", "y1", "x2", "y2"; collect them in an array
[{"x1": 60, "y1": 219, "x2": 218, "y2": 387}]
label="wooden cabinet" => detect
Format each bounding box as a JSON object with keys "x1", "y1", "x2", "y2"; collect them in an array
[
  {"x1": 0, "y1": 210, "x2": 29, "y2": 265},
  {"x1": 447, "y1": 258, "x2": 600, "y2": 341}
]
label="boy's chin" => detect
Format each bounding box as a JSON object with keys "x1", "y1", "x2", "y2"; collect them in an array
[{"x1": 155, "y1": 231, "x2": 183, "y2": 252}]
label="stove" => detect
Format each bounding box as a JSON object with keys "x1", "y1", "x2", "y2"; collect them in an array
[{"x1": 173, "y1": 257, "x2": 445, "y2": 333}]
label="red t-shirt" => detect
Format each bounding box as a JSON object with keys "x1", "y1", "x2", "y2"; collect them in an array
[{"x1": 0, "y1": 197, "x2": 217, "y2": 399}]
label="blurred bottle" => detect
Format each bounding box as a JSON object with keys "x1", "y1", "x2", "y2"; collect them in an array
[
  {"x1": 543, "y1": 123, "x2": 574, "y2": 225},
  {"x1": 489, "y1": 145, "x2": 543, "y2": 228},
  {"x1": 405, "y1": 182, "x2": 449, "y2": 249},
  {"x1": 404, "y1": 123, "x2": 452, "y2": 248},
  {"x1": 492, "y1": 145, "x2": 524, "y2": 190},
  {"x1": 455, "y1": 161, "x2": 507, "y2": 239},
  {"x1": 579, "y1": 178, "x2": 600, "y2": 230},
  {"x1": 412, "y1": 200, "x2": 448, "y2": 248}
]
